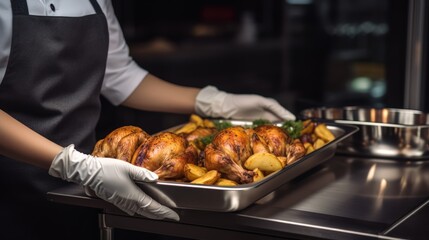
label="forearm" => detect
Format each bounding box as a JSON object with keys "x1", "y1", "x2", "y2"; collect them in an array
[
  {"x1": 0, "y1": 109, "x2": 63, "y2": 169},
  {"x1": 121, "y1": 74, "x2": 200, "y2": 114}
]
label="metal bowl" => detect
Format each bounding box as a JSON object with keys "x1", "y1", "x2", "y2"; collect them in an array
[{"x1": 300, "y1": 107, "x2": 429, "y2": 160}]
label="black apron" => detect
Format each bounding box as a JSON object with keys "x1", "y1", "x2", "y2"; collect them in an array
[{"x1": 0, "y1": 0, "x2": 108, "y2": 239}]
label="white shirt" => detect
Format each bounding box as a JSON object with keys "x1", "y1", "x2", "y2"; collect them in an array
[{"x1": 0, "y1": 0, "x2": 148, "y2": 105}]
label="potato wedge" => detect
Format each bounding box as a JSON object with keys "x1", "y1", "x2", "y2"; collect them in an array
[
  {"x1": 191, "y1": 170, "x2": 220, "y2": 185},
  {"x1": 313, "y1": 138, "x2": 326, "y2": 150},
  {"x1": 303, "y1": 142, "x2": 315, "y2": 154},
  {"x1": 184, "y1": 163, "x2": 207, "y2": 181},
  {"x1": 174, "y1": 122, "x2": 198, "y2": 135},
  {"x1": 203, "y1": 119, "x2": 216, "y2": 128},
  {"x1": 300, "y1": 119, "x2": 315, "y2": 135},
  {"x1": 277, "y1": 156, "x2": 287, "y2": 167},
  {"x1": 314, "y1": 123, "x2": 335, "y2": 142},
  {"x1": 253, "y1": 168, "x2": 265, "y2": 182},
  {"x1": 190, "y1": 114, "x2": 204, "y2": 127},
  {"x1": 244, "y1": 152, "x2": 284, "y2": 172},
  {"x1": 311, "y1": 133, "x2": 318, "y2": 142},
  {"x1": 215, "y1": 178, "x2": 238, "y2": 186}
]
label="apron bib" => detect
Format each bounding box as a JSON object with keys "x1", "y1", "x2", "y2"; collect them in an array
[{"x1": 0, "y1": 0, "x2": 108, "y2": 239}]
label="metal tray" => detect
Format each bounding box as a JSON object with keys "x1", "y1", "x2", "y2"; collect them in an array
[
  {"x1": 300, "y1": 107, "x2": 429, "y2": 160},
  {"x1": 136, "y1": 121, "x2": 358, "y2": 212}
]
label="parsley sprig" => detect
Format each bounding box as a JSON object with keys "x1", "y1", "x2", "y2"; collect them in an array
[{"x1": 281, "y1": 120, "x2": 303, "y2": 139}]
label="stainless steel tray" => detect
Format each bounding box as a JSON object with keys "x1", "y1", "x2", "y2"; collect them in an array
[{"x1": 136, "y1": 121, "x2": 358, "y2": 212}]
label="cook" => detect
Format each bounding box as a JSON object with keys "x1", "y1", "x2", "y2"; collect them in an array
[{"x1": 0, "y1": 0, "x2": 295, "y2": 239}]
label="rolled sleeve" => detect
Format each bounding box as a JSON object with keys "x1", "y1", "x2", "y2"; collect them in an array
[{"x1": 102, "y1": 58, "x2": 148, "y2": 106}]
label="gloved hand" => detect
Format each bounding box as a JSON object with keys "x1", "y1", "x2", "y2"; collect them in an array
[
  {"x1": 49, "y1": 144, "x2": 179, "y2": 221},
  {"x1": 195, "y1": 85, "x2": 296, "y2": 121}
]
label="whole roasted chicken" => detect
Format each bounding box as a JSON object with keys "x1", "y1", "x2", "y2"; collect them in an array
[
  {"x1": 203, "y1": 126, "x2": 255, "y2": 184},
  {"x1": 251, "y1": 124, "x2": 306, "y2": 165},
  {"x1": 91, "y1": 126, "x2": 150, "y2": 162},
  {"x1": 131, "y1": 132, "x2": 198, "y2": 180}
]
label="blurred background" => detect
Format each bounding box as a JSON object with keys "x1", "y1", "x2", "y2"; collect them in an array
[{"x1": 97, "y1": 0, "x2": 428, "y2": 136}]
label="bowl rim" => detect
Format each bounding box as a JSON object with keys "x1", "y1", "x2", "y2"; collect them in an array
[{"x1": 300, "y1": 106, "x2": 429, "y2": 126}]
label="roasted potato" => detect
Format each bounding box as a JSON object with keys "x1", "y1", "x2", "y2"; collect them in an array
[
  {"x1": 184, "y1": 163, "x2": 207, "y2": 181},
  {"x1": 314, "y1": 123, "x2": 335, "y2": 142},
  {"x1": 253, "y1": 168, "x2": 265, "y2": 182},
  {"x1": 190, "y1": 114, "x2": 204, "y2": 127},
  {"x1": 313, "y1": 138, "x2": 326, "y2": 150},
  {"x1": 191, "y1": 170, "x2": 221, "y2": 185},
  {"x1": 300, "y1": 119, "x2": 315, "y2": 135},
  {"x1": 174, "y1": 122, "x2": 198, "y2": 135},
  {"x1": 203, "y1": 119, "x2": 215, "y2": 128},
  {"x1": 303, "y1": 142, "x2": 315, "y2": 154},
  {"x1": 215, "y1": 178, "x2": 238, "y2": 186},
  {"x1": 277, "y1": 156, "x2": 287, "y2": 167},
  {"x1": 244, "y1": 152, "x2": 284, "y2": 172}
]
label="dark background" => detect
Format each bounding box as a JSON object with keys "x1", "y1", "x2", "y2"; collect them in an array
[{"x1": 96, "y1": 0, "x2": 421, "y2": 138}]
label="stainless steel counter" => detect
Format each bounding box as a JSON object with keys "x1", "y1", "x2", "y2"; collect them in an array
[{"x1": 47, "y1": 155, "x2": 429, "y2": 240}]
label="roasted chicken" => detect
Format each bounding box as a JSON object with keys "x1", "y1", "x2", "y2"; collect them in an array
[
  {"x1": 182, "y1": 127, "x2": 217, "y2": 142},
  {"x1": 91, "y1": 126, "x2": 150, "y2": 162},
  {"x1": 203, "y1": 126, "x2": 255, "y2": 184},
  {"x1": 203, "y1": 124, "x2": 307, "y2": 183},
  {"x1": 131, "y1": 132, "x2": 198, "y2": 179},
  {"x1": 252, "y1": 125, "x2": 289, "y2": 156},
  {"x1": 246, "y1": 128, "x2": 270, "y2": 154},
  {"x1": 286, "y1": 139, "x2": 306, "y2": 165}
]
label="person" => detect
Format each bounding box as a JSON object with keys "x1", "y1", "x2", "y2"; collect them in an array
[{"x1": 0, "y1": 0, "x2": 295, "y2": 239}]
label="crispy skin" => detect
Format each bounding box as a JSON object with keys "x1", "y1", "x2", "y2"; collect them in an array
[
  {"x1": 246, "y1": 128, "x2": 270, "y2": 154},
  {"x1": 92, "y1": 126, "x2": 149, "y2": 162},
  {"x1": 184, "y1": 127, "x2": 217, "y2": 142},
  {"x1": 211, "y1": 126, "x2": 253, "y2": 164},
  {"x1": 252, "y1": 125, "x2": 305, "y2": 165},
  {"x1": 116, "y1": 132, "x2": 149, "y2": 161},
  {"x1": 203, "y1": 126, "x2": 254, "y2": 184},
  {"x1": 132, "y1": 132, "x2": 198, "y2": 179},
  {"x1": 253, "y1": 125, "x2": 289, "y2": 156},
  {"x1": 286, "y1": 139, "x2": 306, "y2": 165},
  {"x1": 154, "y1": 144, "x2": 199, "y2": 179},
  {"x1": 204, "y1": 143, "x2": 253, "y2": 184}
]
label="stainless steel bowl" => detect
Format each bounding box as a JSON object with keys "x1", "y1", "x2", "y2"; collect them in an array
[{"x1": 300, "y1": 107, "x2": 429, "y2": 160}]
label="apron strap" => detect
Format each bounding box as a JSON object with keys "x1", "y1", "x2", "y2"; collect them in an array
[
  {"x1": 10, "y1": 0, "x2": 103, "y2": 15},
  {"x1": 89, "y1": 0, "x2": 103, "y2": 14},
  {"x1": 10, "y1": 0, "x2": 29, "y2": 15}
]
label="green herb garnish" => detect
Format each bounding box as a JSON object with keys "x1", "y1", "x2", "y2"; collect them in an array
[
  {"x1": 214, "y1": 121, "x2": 233, "y2": 130},
  {"x1": 252, "y1": 119, "x2": 271, "y2": 128},
  {"x1": 199, "y1": 134, "x2": 214, "y2": 146},
  {"x1": 281, "y1": 120, "x2": 303, "y2": 139}
]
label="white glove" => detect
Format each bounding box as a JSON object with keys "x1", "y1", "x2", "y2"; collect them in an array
[
  {"x1": 195, "y1": 85, "x2": 296, "y2": 121},
  {"x1": 49, "y1": 144, "x2": 179, "y2": 221}
]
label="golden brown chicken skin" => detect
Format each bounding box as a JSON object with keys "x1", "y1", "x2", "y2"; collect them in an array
[
  {"x1": 182, "y1": 127, "x2": 217, "y2": 142},
  {"x1": 245, "y1": 128, "x2": 270, "y2": 154},
  {"x1": 92, "y1": 126, "x2": 150, "y2": 162},
  {"x1": 286, "y1": 139, "x2": 306, "y2": 165},
  {"x1": 203, "y1": 126, "x2": 254, "y2": 184},
  {"x1": 132, "y1": 132, "x2": 198, "y2": 179},
  {"x1": 253, "y1": 125, "x2": 289, "y2": 157}
]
